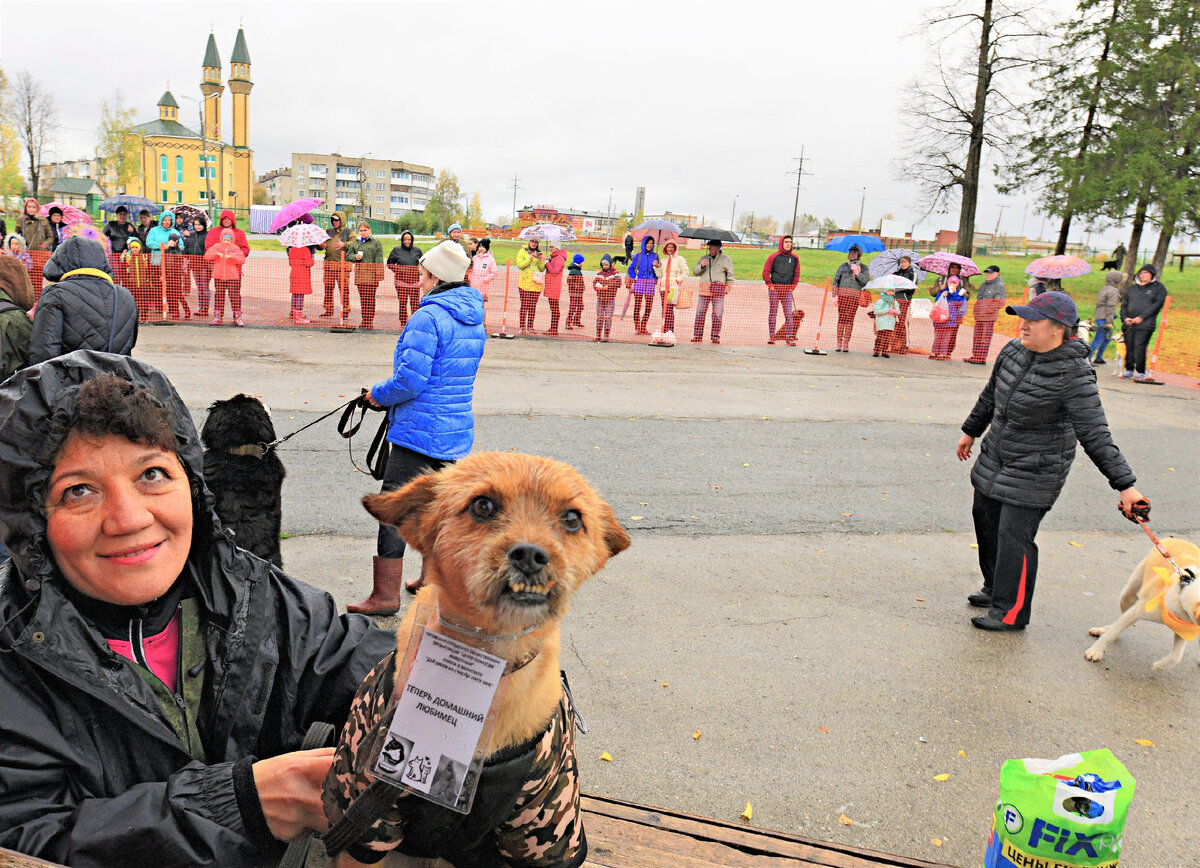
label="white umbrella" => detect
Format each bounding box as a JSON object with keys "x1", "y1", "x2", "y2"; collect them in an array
[
  {"x1": 865, "y1": 274, "x2": 918, "y2": 291},
  {"x1": 279, "y1": 224, "x2": 330, "y2": 248}
]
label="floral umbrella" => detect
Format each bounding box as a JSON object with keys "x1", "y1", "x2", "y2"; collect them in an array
[
  {"x1": 170, "y1": 204, "x2": 207, "y2": 228},
  {"x1": 864, "y1": 274, "x2": 918, "y2": 291},
  {"x1": 916, "y1": 251, "x2": 980, "y2": 278},
  {"x1": 518, "y1": 223, "x2": 577, "y2": 243},
  {"x1": 1025, "y1": 254, "x2": 1091, "y2": 279},
  {"x1": 39, "y1": 201, "x2": 92, "y2": 226},
  {"x1": 279, "y1": 223, "x2": 330, "y2": 248}
]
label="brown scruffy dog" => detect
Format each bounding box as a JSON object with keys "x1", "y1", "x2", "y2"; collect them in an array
[{"x1": 323, "y1": 452, "x2": 629, "y2": 867}]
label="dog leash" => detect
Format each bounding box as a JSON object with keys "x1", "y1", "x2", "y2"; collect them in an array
[
  {"x1": 1132, "y1": 514, "x2": 1191, "y2": 581},
  {"x1": 253, "y1": 392, "x2": 390, "y2": 480},
  {"x1": 260, "y1": 395, "x2": 362, "y2": 453}
]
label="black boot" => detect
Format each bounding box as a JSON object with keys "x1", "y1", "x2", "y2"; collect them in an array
[{"x1": 967, "y1": 587, "x2": 992, "y2": 608}]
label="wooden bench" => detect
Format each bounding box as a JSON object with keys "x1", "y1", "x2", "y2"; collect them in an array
[
  {"x1": 581, "y1": 795, "x2": 956, "y2": 867},
  {"x1": 2, "y1": 800, "x2": 958, "y2": 868}
]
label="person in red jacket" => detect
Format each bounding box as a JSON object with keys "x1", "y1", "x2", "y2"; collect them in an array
[
  {"x1": 203, "y1": 210, "x2": 249, "y2": 257},
  {"x1": 762, "y1": 235, "x2": 801, "y2": 345},
  {"x1": 288, "y1": 244, "x2": 315, "y2": 325}
]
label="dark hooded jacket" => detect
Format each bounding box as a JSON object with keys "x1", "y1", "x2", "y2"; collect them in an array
[
  {"x1": 103, "y1": 215, "x2": 139, "y2": 255},
  {"x1": 961, "y1": 337, "x2": 1136, "y2": 509},
  {"x1": 1120, "y1": 268, "x2": 1166, "y2": 326},
  {"x1": 0, "y1": 351, "x2": 394, "y2": 867},
  {"x1": 386, "y1": 231, "x2": 423, "y2": 268},
  {"x1": 761, "y1": 237, "x2": 800, "y2": 289},
  {"x1": 28, "y1": 237, "x2": 139, "y2": 365}
]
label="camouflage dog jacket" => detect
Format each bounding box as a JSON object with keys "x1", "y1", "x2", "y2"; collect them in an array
[{"x1": 322, "y1": 651, "x2": 586, "y2": 867}]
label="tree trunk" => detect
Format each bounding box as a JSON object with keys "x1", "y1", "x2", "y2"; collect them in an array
[
  {"x1": 956, "y1": 0, "x2": 994, "y2": 258},
  {"x1": 1054, "y1": 0, "x2": 1121, "y2": 255},
  {"x1": 1151, "y1": 211, "x2": 1175, "y2": 275},
  {"x1": 1122, "y1": 192, "x2": 1149, "y2": 283}
]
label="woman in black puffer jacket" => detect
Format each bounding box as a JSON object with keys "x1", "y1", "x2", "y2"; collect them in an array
[{"x1": 956, "y1": 291, "x2": 1146, "y2": 631}]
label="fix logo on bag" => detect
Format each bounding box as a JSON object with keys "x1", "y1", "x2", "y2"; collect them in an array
[{"x1": 1026, "y1": 818, "x2": 1118, "y2": 859}]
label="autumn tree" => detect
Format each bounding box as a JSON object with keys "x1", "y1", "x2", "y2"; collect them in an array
[
  {"x1": 0, "y1": 68, "x2": 25, "y2": 202},
  {"x1": 11, "y1": 71, "x2": 58, "y2": 196},
  {"x1": 96, "y1": 93, "x2": 139, "y2": 196},
  {"x1": 898, "y1": 0, "x2": 1042, "y2": 256},
  {"x1": 465, "y1": 192, "x2": 483, "y2": 228},
  {"x1": 425, "y1": 169, "x2": 463, "y2": 231}
]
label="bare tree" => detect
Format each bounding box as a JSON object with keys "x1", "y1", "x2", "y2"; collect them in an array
[
  {"x1": 897, "y1": 1, "x2": 1042, "y2": 256},
  {"x1": 11, "y1": 71, "x2": 58, "y2": 197}
]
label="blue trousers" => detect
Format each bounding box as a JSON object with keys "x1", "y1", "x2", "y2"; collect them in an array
[{"x1": 1090, "y1": 320, "x2": 1111, "y2": 360}]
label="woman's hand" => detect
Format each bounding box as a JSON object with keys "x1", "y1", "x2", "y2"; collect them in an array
[
  {"x1": 252, "y1": 747, "x2": 337, "y2": 841},
  {"x1": 363, "y1": 389, "x2": 382, "y2": 409},
  {"x1": 1117, "y1": 488, "x2": 1149, "y2": 522},
  {"x1": 956, "y1": 434, "x2": 975, "y2": 461}
]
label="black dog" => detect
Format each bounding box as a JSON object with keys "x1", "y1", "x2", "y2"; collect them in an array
[{"x1": 200, "y1": 395, "x2": 286, "y2": 567}]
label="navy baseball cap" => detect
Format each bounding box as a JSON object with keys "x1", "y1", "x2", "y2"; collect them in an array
[{"x1": 1005, "y1": 290, "x2": 1079, "y2": 328}]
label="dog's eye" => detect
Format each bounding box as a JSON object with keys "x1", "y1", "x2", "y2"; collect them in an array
[
  {"x1": 561, "y1": 509, "x2": 583, "y2": 533},
  {"x1": 469, "y1": 496, "x2": 498, "y2": 521}
]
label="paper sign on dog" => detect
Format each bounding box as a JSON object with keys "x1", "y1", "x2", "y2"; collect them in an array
[{"x1": 375, "y1": 629, "x2": 505, "y2": 801}]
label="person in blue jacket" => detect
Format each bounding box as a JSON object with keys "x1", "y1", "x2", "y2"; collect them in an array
[
  {"x1": 627, "y1": 236, "x2": 660, "y2": 335},
  {"x1": 351, "y1": 240, "x2": 486, "y2": 612}
]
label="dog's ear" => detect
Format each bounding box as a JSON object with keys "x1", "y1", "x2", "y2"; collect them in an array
[
  {"x1": 596, "y1": 500, "x2": 630, "y2": 558},
  {"x1": 363, "y1": 473, "x2": 439, "y2": 550}
]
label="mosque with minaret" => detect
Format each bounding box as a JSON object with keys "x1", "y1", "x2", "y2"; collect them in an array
[{"x1": 129, "y1": 28, "x2": 254, "y2": 218}]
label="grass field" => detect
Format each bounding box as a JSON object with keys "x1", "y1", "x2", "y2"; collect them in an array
[{"x1": 248, "y1": 235, "x2": 1200, "y2": 319}]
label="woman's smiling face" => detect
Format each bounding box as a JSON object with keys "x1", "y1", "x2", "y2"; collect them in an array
[{"x1": 46, "y1": 433, "x2": 192, "y2": 605}]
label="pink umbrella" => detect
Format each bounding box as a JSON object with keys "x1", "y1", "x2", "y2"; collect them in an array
[
  {"x1": 39, "y1": 201, "x2": 92, "y2": 226},
  {"x1": 916, "y1": 251, "x2": 980, "y2": 277},
  {"x1": 1025, "y1": 255, "x2": 1091, "y2": 279},
  {"x1": 269, "y1": 198, "x2": 323, "y2": 233}
]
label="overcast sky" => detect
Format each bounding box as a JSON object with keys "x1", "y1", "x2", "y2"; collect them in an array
[{"x1": 0, "y1": 0, "x2": 1153, "y2": 248}]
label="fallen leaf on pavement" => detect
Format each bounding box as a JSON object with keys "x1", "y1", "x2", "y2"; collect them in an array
[
  {"x1": 630, "y1": 516, "x2": 643, "y2": 521},
  {"x1": 841, "y1": 513, "x2": 852, "y2": 517},
  {"x1": 1069, "y1": 541, "x2": 1084, "y2": 547},
  {"x1": 932, "y1": 838, "x2": 943, "y2": 847},
  {"x1": 740, "y1": 802, "x2": 753, "y2": 822},
  {"x1": 819, "y1": 726, "x2": 831, "y2": 733},
  {"x1": 600, "y1": 752, "x2": 614, "y2": 762},
  {"x1": 838, "y1": 813, "x2": 854, "y2": 826},
  {"x1": 958, "y1": 750, "x2": 967, "y2": 758},
  {"x1": 693, "y1": 731, "x2": 701, "y2": 740},
  {"x1": 970, "y1": 543, "x2": 979, "y2": 549},
  {"x1": 933, "y1": 774, "x2": 950, "y2": 782},
  {"x1": 661, "y1": 682, "x2": 669, "y2": 687},
  {"x1": 1135, "y1": 738, "x2": 1155, "y2": 747},
  {"x1": 916, "y1": 598, "x2": 926, "y2": 602}
]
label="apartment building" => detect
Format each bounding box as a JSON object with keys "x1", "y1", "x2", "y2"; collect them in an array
[{"x1": 290, "y1": 153, "x2": 434, "y2": 220}]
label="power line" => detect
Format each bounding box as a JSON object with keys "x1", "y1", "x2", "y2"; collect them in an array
[
  {"x1": 509, "y1": 171, "x2": 521, "y2": 228},
  {"x1": 787, "y1": 147, "x2": 811, "y2": 235}
]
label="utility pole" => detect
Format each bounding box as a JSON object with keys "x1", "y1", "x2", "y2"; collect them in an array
[
  {"x1": 730, "y1": 195, "x2": 738, "y2": 233},
  {"x1": 992, "y1": 205, "x2": 1006, "y2": 251},
  {"x1": 857, "y1": 187, "x2": 867, "y2": 231},
  {"x1": 788, "y1": 147, "x2": 810, "y2": 235},
  {"x1": 510, "y1": 171, "x2": 521, "y2": 229}
]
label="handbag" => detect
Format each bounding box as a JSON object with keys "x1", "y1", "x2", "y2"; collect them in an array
[
  {"x1": 674, "y1": 282, "x2": 694, "y2": 309},
  {"x1": 858, "y1": 289, "x2": 871, "y2": 307},
  {"x1": 531, "y1": 270, "x2": 545, "y2": 286}
]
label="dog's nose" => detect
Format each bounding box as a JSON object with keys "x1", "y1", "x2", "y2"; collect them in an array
[{"x1": 507, "y1": 543, "x2": 549, "y2": 576}]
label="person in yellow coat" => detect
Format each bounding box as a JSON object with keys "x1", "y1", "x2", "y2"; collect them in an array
[{"x1": 515, "y1": 237, "x2": 545, "y2": 335}]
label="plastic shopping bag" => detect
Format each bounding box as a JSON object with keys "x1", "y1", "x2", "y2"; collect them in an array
[
  {"x1": 930, "y1": 296, "x2": 950, "y2": 324},
  {"x1": 984, "y1": 749, "x2": 1136, "y2": 868}
]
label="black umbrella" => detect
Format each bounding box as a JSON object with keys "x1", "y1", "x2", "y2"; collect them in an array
[{"x1": 680, "y1": 226, "x2": 739, "y2": 243}]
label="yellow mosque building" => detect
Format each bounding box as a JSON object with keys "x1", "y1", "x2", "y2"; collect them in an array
[{"x1": 128, "y1": 29, "x2": 254, "y2": 219}]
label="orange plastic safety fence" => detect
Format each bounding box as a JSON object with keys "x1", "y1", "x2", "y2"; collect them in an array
[{"x1": 17, "y1": 247, "x2": 1197, "y2": 389}]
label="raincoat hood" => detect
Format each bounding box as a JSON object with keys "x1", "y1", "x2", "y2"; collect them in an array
[
  {"x1": 43, "y1": 236, "x2": 113, "y2": 281},
  {"x1": 0, "y1": 255, "x2": 34, "y2": 310},
  {"x1": 0, "y1": 351, "x2": 217, "y2": 586},
  {"x1": 23, "y1": 198, "x2": 39, "y2": 217},
  {"x1": 5, "y1": 233, "x2": 27, "y2": 251},
  {"x1": 1137, "y1": 263, "x2": 1157, "y2": 279},
  {"x1": 218, "y1": 209, "x2": 237, "y2": 228},
  {"x1": 401, "y1": 230, "x2": 414, "y2": 248},
  {"x1": 159, "y1": 212, "x2": 174, "y2": 229},
  {"x1": 1104, "y1": 271, "x2": 1123, "y2": 288},
  {"x1": 640, "y1": 236, "x2": 655, "y2": 254},
  {"x1": 423, "y1": 281, "x2": 485, "y2": 327},
  {"x1": 331, "y1": 210, "x2": 347, "y2": 227},
  {"x1": 776, "y1": 236, "x2": 792, "y2": 254}
]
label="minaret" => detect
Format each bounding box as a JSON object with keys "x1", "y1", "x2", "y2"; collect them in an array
[
  {"x1": 200, "y1": 32, "x2": 223, "y2": 142},
  {"x1": 228, "y1": 27, "x2": 252, "y2": 149},
  {"x1": 157, "y1": 89, "x2": 179, "y2": 123}
]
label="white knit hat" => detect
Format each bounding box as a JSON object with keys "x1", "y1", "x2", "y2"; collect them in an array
[{"x1": 419, "y1": 239, "x2": 471, "y2": 283}]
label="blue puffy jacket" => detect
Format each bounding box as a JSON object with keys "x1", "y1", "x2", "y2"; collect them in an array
[
  {"x1": 371, "y1": 281, "x2": 486, "y2": 459},
  {"x1": 627, "y1": 236, "x2": 659, "y2": 295}
]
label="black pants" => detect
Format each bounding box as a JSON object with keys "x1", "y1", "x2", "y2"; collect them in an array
[
  {"x1": 376, "y1": 444, "x2": 448, "y2": 559},
  {"x1": 972, "y1": 490, "x2": 1049, "y2": 627},
  {"x1": 1123, "y1": 323, "x2": 1155, "y2": 374}
]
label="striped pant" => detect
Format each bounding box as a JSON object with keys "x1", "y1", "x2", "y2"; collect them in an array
[{"x1": 972, "y1": 490, "x2": 1049, "y2": 627}]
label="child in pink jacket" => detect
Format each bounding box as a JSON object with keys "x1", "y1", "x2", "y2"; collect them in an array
[{"x1": 204, "y1": 230, "x2": 247, "y2": 326}]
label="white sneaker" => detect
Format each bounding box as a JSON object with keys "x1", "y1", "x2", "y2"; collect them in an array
[
  {"x1": 663, "y1": 330, "x2": 675, "y2": 346},
  {"x1": 651, "y1": 331, "x2": 663, "y2": 343}
]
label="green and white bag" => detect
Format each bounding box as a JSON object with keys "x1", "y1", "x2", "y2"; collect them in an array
[{"x1": 984, "y1": 749, "x2": 1135, "y2": 868}]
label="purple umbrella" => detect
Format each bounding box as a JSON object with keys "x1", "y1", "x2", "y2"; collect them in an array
[
  {"x1": 916, "y1": 251, "x2": 980, "y2": 278},
  {"x1": 1025, "y1": 255, "x2": 1091, "y2": 279},
  {"x1": 269, "y1": 198, "x2": 323, "y2": 233}
]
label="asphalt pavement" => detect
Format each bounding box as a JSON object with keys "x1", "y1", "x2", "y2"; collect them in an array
[{"x1": 138, "y1": 324, "x2": 1199, "y2": 868}]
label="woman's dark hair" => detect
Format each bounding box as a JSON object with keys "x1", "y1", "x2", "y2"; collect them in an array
[{"x1": 52, "y1": 374, "x2": 178, "y2": 456}]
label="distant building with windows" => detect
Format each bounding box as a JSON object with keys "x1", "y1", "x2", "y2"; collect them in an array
[
  {"x1": 125, "y1": 29, "x2": 255, "y2": 216},
  {"x1": 257, "y1": 167, "x2": 293, "y2": 205},
  {"x1": 289, "y1": 153, "x2": 434, "y2": 219}
]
